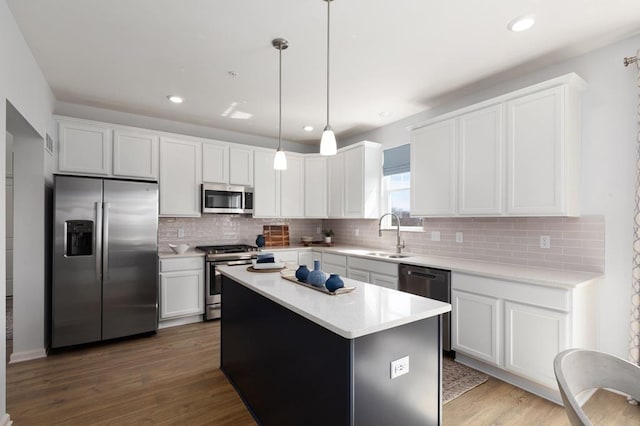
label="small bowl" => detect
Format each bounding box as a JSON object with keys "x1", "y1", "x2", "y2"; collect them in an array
[
  {"x1": 169, "y1": 243, "x2": 190, "y2": 254},
  {"x1": 301, "y1": 236, "x2": 313, "y2": 242}
]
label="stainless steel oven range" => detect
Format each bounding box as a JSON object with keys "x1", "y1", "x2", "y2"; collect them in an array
[{"x1": 196, "y1": 244, "x2": 258, "y2": 320}]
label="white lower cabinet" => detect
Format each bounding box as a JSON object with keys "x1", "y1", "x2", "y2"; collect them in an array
[
  {"x1": 160, "y1": 271, "x2": 204, "y2": 319},
  {"x1": 451, "y1": 289, "x2": 501, "y2": 365},
  {"x1": 322, "y1": 253, "x2": 347, "y2": 276},
  {"x1": 271, "y1": 250, "x2": 299, "y2": 266},
  {"x1": 346, "y1": 256, "x2": 398, "y2": 289},
  {"x1": 504, "y1": 301, "x2": 568, "y2": 388},
  {"x1": 159, "y1": 257, "x2": 204, "y2": 322},
  {"x1": 452, "y1": 271, "x2": 596, "y2": 400},
  {"x1": 298, "y1": 250, "x2": 322, "y2": 268},
  {"x1": 347, "y1": 269, "x2": 369, "y2": 283}
]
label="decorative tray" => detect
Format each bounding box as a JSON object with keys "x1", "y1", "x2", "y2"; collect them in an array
[{"x1": 280, "y1": 273, "x2": 355, "y2": 295}]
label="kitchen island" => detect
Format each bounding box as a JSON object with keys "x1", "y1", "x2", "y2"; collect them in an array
[{"x1": 218, "y1": 265, "x2": 451, "y2": 426}]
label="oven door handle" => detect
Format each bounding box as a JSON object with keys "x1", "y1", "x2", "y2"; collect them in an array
[{"x1": 217, "y1": 259, "x2": 254, "y2": 267}]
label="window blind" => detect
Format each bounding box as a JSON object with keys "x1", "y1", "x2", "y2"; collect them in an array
[{"x1": 383, "y1": 144, "x2": 410, "y2": 176}]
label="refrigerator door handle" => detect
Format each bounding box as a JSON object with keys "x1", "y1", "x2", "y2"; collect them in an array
[
  {"x1": 95, "y1": 201, "x2": 103, "y2": 281},
  {"x1": 103, "y1": 202, "x2": 110, "y2": 281}
]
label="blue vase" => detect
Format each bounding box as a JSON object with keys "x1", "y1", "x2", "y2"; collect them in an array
[
  {"x1": 325, "y1": 274, "x2": 344, "y2": 292},
  {"x1": 256, "y1": 234, "x2": 265, "y2": 248},
  {"x1": 307, "y1": 259, "x2": 326, "y2": 287},
  {"x1": 295, "y1": 265, "x2": 310, "y2": 282}
]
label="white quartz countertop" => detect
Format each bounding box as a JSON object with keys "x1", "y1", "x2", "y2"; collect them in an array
[
  {"x1": 266, "y1": 245, "x2": 602, "y2": 289},
  {"x1": 218, "y1": 265, "x2": 451, "y2": 340}
]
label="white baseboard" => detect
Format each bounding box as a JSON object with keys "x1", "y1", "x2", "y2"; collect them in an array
[
  {"x1": 1, "y1": 413, "x2": 12, "y2": 425},
  {"x1": 9, "y1": 348, "x2": 47, "y2": 363},
  {"x1": 158, "y1": 314, "x2": 203, "y2": 329},
  {"x1": 456, "y1": 353, "x2": 564, "y2": 405}
]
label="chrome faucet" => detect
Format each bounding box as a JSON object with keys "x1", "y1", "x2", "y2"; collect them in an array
[{"x1": 378, "y1": 212, "x2": 405, "y2": 254}]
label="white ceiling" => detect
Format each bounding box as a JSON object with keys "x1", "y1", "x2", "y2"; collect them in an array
[{"x1": 7, "y1": 0, "x2": 640, "y2": 145}]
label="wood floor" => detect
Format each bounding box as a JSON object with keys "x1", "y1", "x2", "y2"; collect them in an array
[{"x1": 6, "y1": 320, "x2": 640, "y2": 425}]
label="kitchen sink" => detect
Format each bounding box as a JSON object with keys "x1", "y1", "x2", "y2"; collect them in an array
[{"x1": 365, "y1": 252, "x2": 411, "y2": 259}]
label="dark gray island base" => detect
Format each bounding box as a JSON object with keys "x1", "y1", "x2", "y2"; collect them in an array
[{"x1": 220, "y1": 274, "x2": 443, "y2": 426}]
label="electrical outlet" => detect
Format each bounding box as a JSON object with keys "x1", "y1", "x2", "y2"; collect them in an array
[
  {"x1": 391, "y1": 356, "x2": 410, "y2": 379},
  {"x1": 540, "y1": 235, "x2": 551, "y2": 249},
  {"x1": 355, "y1": 228, "x2": 360, "y2": 237},
  {"x1": 455, "y1": 232, "x2": 464, "y2": 243},
  {"x1": 431, "y1": 231, "x2": 441, "y2": 242},
  {"x1": 316, "y1": 227, "x2": 322, "y2": 234},
  {"x1": 177, "y1": 228, "x2": 185, "y2": 238}
]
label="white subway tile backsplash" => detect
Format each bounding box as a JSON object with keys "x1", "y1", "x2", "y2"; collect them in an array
[
  {"x1": 158, "y1": 215, "x2": 605, "y2": 273},
  {"x1": 158, "y1": 216, "x2": 322, "y2": 250},
  {"x1": 323, "y1": 215, "x2": 605, "y2": 273}
]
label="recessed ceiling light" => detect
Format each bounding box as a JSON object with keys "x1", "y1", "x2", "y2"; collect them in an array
[
  {"x1": 167, "y1": 95, "x2": 183, "y2": 104},
  {"x1": 303, "y1": 125, "x2": 314, "y2": 132},
  {"x1": 508, "y1": 14, "x2": 536, "y2": 32}
]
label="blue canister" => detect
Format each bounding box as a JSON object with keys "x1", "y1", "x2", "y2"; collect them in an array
[
  {"x1": 255, "y1": 234, "x2": 265, "y2": 248},
  {"x1": 307, "y1": 259, "x2": 326, "y2": 287},
  {"x1": 295, "y1": 264, "x2": 310, "y2": 282},
  {"x1": 325, "y1": 274, "x2": 345, "y2": 292}
]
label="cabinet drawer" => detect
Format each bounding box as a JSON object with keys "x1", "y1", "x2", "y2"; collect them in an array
[
  {"x1": 271, "y1": 250, "x2": 298, "y2": 264},
  {"x1": 452, "y1": 272, "x2": 569, "y2": 312},
  {"x1": 323, "y1": 253, "x2": 347, "y2": 267},
  {"x1": 159, "y1": 256, "x2": 204, "y2": 272},
  {"x1": 347, "y1": 257, "x2": 398, "y2": 277}
]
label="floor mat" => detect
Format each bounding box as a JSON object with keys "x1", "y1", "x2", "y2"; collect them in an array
[{"x1": 443, "y1": 357, "x2": 488, "y2": 403}]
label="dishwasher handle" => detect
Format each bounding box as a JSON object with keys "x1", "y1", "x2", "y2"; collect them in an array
[{"x1": 407, "y1": 270, "x2": 438, "y2": 280}]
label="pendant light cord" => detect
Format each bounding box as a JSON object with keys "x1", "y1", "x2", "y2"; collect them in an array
[
  {"x1": 326, "y1": 0, "x2": 331, "y2": 127},
  {"x1": 278, "y1": 43, "x2": 283, "y2": 149}
]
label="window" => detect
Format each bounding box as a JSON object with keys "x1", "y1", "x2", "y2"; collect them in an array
[{"x1": 381, "y1": 145, "x2": 423, "y2": 230}]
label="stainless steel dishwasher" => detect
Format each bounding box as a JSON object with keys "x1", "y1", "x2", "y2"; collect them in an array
[{"x1": 398, "y1": 264, "x2": 452, "y2": 352}]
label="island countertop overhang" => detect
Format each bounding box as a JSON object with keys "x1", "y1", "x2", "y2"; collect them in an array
[{"x1": 218, "y1": 265, "x2": 451, "y2": 339}]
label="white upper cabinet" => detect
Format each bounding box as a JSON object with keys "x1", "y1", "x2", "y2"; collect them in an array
[
  {"x1": 410, "y1": 73, "x2": 586, "y2": 217},
  {"x1": 58, "y1": 117, "x2": 159, "y2": 180},
  {"x1": 229, "y1": 146, "x2": 254, "y2": 186},
  {"x1": 253, "y1": 150, "x2": 280, "y2": 218},
  {"x1": 304, "y1": 155, "x2": 327, "y2": 218},
  {"x1": 113, "y1": 129, "x2": 159, "y2": 179},
  {"x1": 254, "y1": 150, "x2": 304, "y2": 218},
  {"x1": 344, "y1": 143, "x2": 381, "y2": 218},
  {"x1": 202, "y1": 141, "x2": 229, "y2": 184},
  {"x1": 58, "y1": 119, "x2": 112, "y2": 175},
  {"x1": 328, "y1": 141, "x2": 382, "y2": 219},
  {"x1": 202, "y1": 142, "x2": 254, "y2": 186},
  {"x1": 411, "y1": 119, "x2": 456, "y2": 216},
  {"x1": 327, "y1": 153, "x2": 344, "y2": 218},
  {"x1": 280, "y1": 154, "x2": 304, "y2": 218},
  {"x1": 458, "y1": 104, "x2": 503, "y2": 215},
  {"x1": 506, "y1": 84, "x2": 582, "y2": 216},
  {"x1": 159, "y1": 137, "x2": 202, "y2": 217}
]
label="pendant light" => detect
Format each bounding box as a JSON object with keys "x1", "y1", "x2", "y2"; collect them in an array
[
  {"x1": 320, "y1": 0, "x2": 337, "y2": 156},
  {"x1": 273, "y1": 38, "x2": 288, "y2": 170}
]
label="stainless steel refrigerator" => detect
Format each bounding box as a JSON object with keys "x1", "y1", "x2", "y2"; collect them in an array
[{"x1": 52, "y1": 175, "x2": 158, "y2": 348}]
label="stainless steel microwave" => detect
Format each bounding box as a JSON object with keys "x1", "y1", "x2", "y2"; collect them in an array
[{"x1": 202, "y1": 183, "x2": 253, "y2": 214}]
